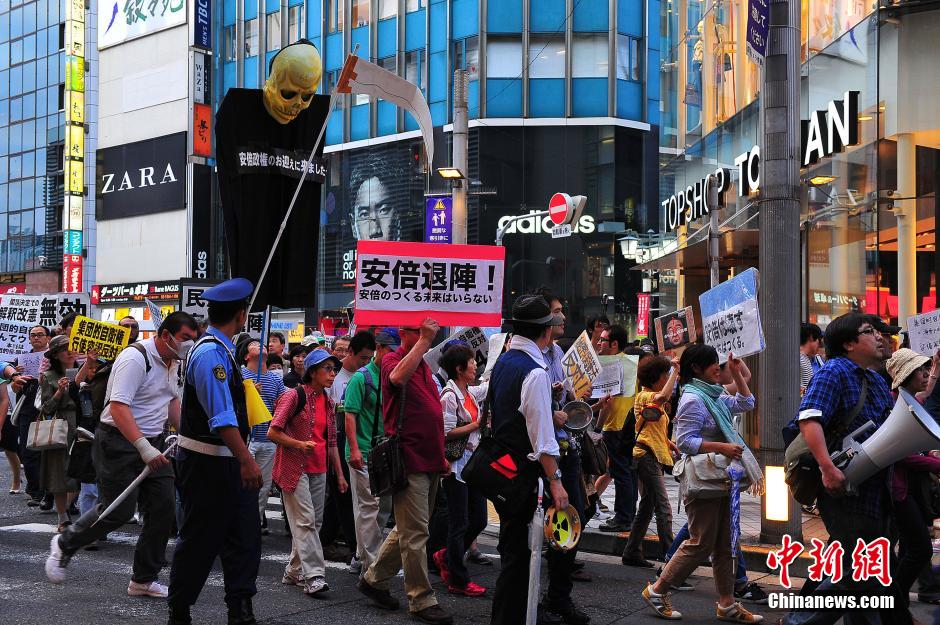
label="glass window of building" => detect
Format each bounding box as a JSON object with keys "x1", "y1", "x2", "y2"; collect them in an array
[
  {"x1": 528, "y1": 35, "x2": 564, "y2": 79},
  {"x1": 288, "y1": 5, "x2": 302, "y2": 42},
  {"x1": 405, "y1": 50, "x2": 424, "y2": 92},
  {"x1": 453, "y1": 36, "x2": 479, "y2": 81},
  {"x1": 378, "y1": 0, "x2": 396, "y2": 20},
  {"x1": 244, "y1": 18, "x2": 258, "y2": 57},
  {"x1": 266, "y1": 12, "x2": 280, "y2": 52},
  {"x1": 328, "y1": 0, "x2": 343, "y2": 33},
  {"x1": 327, "y1": 70, "x2": 345, "y2": 109},
  {"x1": 617, "y1": 33, "x2": 640, "y2": 82},
  {"x1": 223, "y1": 25, "x2": 236, "y2": 61},
  {"x1": 572, "y1": 33, "x2": 608, "y2": 78},
  {"x1": 406, "y1": 0, "x2": 425, "y2": 12},
  {"x1": 378, "y1": 54, "x2": 396, "y2": 73},
  {"x1": 486, "y1": 37, "x2": 522, "y2": 78},
  {"x1": 352, "y1": 0, "x2": 369, "y2": 27}
]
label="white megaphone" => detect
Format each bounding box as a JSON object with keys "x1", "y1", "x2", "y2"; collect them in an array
[{"x1": 838, "y1": 388, "x2": 940, "y2": 490}]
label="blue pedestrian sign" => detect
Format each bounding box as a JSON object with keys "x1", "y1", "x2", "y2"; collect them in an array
[{"x1": 425, "y1": 196, "x2": 453, "y2": 244}]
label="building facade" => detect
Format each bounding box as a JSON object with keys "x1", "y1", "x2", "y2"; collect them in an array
[
  {"x1": 649, "y1": 0, "x2": 940, "y2": 334},
  {"x1": 0, "y1": 0, "x2": 96, "y2": 294},
  {"x1": 216, "y1": 0, "x2": 662, "y2": 337}
]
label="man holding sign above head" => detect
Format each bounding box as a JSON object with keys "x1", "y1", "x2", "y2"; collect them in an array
[
  {"x1": 167, "y1": 278, "x2": 264, "y2": 625},
  {"x1": 46, "y1": 312, "x2": 199, "y2": 598}
]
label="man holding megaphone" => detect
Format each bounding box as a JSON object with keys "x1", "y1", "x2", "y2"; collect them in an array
[{"x1": 781, "y1": 313, "x2": 913, "y2": 625}]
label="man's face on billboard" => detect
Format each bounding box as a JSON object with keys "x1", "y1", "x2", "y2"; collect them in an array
[{"x1": 353, "y1": 176, "x2": 398, "y2": 240}]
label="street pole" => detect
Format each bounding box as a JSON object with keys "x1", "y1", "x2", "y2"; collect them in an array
[
  {"x1": 452, "y1": 69, "x2": 469, "y2": 245},
  {"x1": 758, "y1": 0, "x2": 803, "y2": 544}
]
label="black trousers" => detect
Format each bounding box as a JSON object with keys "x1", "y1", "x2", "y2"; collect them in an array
[
  {"x1": 319, "y1": 425, "x2": 357, "y2": 554},
  {"x1": 442, "y1": 474, "x2": 487, "y2": 587},
  {"x1": 168, "y1": 449, "x2": 261, "y2": 609},
  {"x1": 894, "y1": 495, "x2": 933, "y2": 603},
  {"x1": 59, "y1": 426, "x2": 174, "y2": 582},
  {"x1": 545, "y1": 448, "x2": 586, "y2": 603},
  {"x1": 491, "y1": 490, "x2": 538, "y2": 625},
  {"x1": 16, "y1": 400, "x2": 42, "y2": 499}
]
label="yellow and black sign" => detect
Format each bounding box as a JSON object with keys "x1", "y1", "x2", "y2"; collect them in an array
[{"x1": 68, "y1": 316, "x2": 130, "y2": 361}]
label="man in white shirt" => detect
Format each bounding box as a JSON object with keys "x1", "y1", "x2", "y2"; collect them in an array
[
  {"x1": 46, "y1": 312, "x2": 199, "y2": 599},
  {"x1": 488, "y1": 295, "x2": 568, "y2": 625}
]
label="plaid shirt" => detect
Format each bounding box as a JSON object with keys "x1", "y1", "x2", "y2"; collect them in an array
[
  {"x1": 784, "y1": 356, "x2": 894, "y2": 519},
  {"x1": 270, "y1": 385, "x2": 337, "y2": 493}
]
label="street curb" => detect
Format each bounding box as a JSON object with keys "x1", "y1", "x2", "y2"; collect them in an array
[{"x1": 483, "y1": 525, "x2": 814, "y2": 578}]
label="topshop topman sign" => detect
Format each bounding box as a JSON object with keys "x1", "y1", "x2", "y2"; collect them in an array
[{"x1": 664, "y1": 91, "x2": 860, "y2": 233}]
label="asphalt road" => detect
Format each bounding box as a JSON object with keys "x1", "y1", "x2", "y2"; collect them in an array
[{"x1": 0, "y1": 475, "x2": 935, "y2": 624}]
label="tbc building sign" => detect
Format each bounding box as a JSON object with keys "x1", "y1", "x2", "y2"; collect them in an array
[{"x1": 664, "y1": 91, "x2": 860, "y2": 233}]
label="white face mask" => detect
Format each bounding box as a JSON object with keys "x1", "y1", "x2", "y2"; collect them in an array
[{"x1": 167, "y1": 334, "x2": 195, "y2": 360}]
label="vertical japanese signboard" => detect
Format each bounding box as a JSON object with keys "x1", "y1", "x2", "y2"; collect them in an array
[
  {"x1": 746, "y1": 0, "x2": 769, "y2": 64},
  {"x1": 637, "y1": 293, "x2": 651, "y2": 338},
  {"x1": 63, "y1": 0, "x2": 85, "y2": 293},
  {"x1": 424, "y1": 196, "x2": 453, "y2": 244}
]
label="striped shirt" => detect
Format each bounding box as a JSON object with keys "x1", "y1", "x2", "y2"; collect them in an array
[{"x1": 241, "y1": 366, "x2": 287, "y2": 442}]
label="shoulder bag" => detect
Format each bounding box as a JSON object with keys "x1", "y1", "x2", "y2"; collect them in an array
[
  {"x1": 27, "y1": 414, "x2": 68, "y2": 451},
  {"x1": 368, "y1": 384, "x2": 408, "y2": 497},
  {"x1": 462, "y1": 385, "x2": 540, "y2": 511},
  {"x1": 441, "y1": 387, "x2": 471, "y2": 462},
  {"x1": 672, "y1": 452, "x2": 735, "y2": 502},
  {"x1": 783, "y1": 376, "x2": 868, "y2": 506}
]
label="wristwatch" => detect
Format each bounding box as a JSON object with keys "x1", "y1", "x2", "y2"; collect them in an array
[{"x1": 548, "y1": 469, "x2": 562, "y2": 481}]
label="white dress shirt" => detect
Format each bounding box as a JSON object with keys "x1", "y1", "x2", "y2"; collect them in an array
[
  {"x1": 440, "y1": 378, "x2": 487, "y2": 482},
  {"x1": 508, "y1": 335, "x2": 561, "y2": 461}
]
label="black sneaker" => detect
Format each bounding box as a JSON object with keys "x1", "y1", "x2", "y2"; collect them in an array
[
  {"x1": 621, "y1": 556, "x2": 654, "y2": 568},
  {"x1": 598, "y1": 519, "x2": 630, "y2": 532},
  {"x1": 39, "y1": 496, "x2": 53, "y2": 512},
  {"x1": 734, "y1": 582, "x2": 768, "y2": 604},
  {"x1": 542, "y1": 598, "x2": 590, "y2": 625},
  {"x1": 411, "y1": 604, "x2": 453, "y2": 624},
  {"x1": 357, "y1": 578, "x2": 400, "y2": 610}
]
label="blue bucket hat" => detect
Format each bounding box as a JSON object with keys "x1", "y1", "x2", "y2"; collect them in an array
[
  {"x1": 376, "y1": 327, "x2": 401, "y2": 348},
  {"x1": 303, "y1": 349, "x2": 341, "y2": 372}
]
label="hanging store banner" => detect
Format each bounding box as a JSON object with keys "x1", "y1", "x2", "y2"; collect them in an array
[
  {"x1": 423, "y1": 326, "x2": 489, "y2": 375},
  {"x1": 699, "y1": 268, "x2": 765, "y2": 364},
  {"x1": 0, "y1": 293, "x2": 90, "y2": 329},
  {"x1": 637, "y1": 293, "x2": 651, "y2": 338},
  {"x1": 98, "y1": 0, "x2": 187, "y2": 49},
  {"x1": 69, "y1": 316, "x2": 130, "y2": 361},
  {"x1": 92, "y1": 281, "x2": 181, "y2": 305},
  {"x1": 193, "y1": 103, "x2": 212, "y2": 157},
  {"x1": 354, "y1": 241, "x2": 505, "y2": 327},
  {"x1": 908, "y1": 310, "x2": 940, "y2": 357},
  {"x1": 746, "y1": 0, "x2": 769, "y2": 64},
  {"x1": 655, "y1": 306, "x2": 698, "y2": 354},
  {"x1": 561, "y1": 331, "x2": 602, "y2": 400},
  {"x1": 62, "y1": 255, "x2": 83, "y2": 294},
  {"x1": 192, "y1": 0, "x2": 211, "y2": 50}
]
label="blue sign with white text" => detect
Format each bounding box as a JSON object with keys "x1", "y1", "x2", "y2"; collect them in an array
[
  {"x1": 64, "y1": 230, "x2": 83, "y2": 256},
  {"x1": 194, "y1": 0, "x2": 212, "y2": 50},
  {"x1": 424, "y1": 196, "x2": 453, "y2": 244},
  {"x1": 746, "y1": 0, "x2": 769, "y2": 65}
]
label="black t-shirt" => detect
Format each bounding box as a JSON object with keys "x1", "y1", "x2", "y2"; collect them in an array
[{"x1": 215, "y1": 90, "x2": 330, "y2": 310}]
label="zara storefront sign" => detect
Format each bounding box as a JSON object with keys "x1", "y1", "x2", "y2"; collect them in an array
[
  {"x1": 497, "y1": 211, "x2": 595, "y2": 236},
  {"x1": 663, "y1": 91, "x2": 860, "y2": 233},
  {"x1": 96, "y1": 132, "x2": 186, "y2": 220}
]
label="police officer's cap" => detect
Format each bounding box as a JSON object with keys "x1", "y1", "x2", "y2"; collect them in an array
[
  {"x1": 202, "y1": 278, "x2": 254, "y2": 303},
  {"x1": 510, "y1": 295, "x2": 564, "y2": 327}
]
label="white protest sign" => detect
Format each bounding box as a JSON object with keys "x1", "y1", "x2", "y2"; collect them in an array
[
  {"x1": 424, "y1": 327, "x2": 490, "y2": 376},
  {"x1": 699, "y1": 268, "x2": 765, "y2": 364},
  {"x1": 480, "y1": 333, "x2": 508, "y2": 381},
  {"x1": 908, "y1": 310, "x2": 940, "y2": 356},
  {"x1": 591, "y1": 357, "x2": 624, "y2": 398},
  {"x1": 14, "y1": 350, "x2": 46, "y2": 378},
  {"x1": 561, "y1": 331, "x2": 602, "y2": 400},
  {"x1": 0, "y1": 319, "x2": 33, "y2": 356},
  {"x1": 354, "y1": 241, "x2": 505, "y2": 328},
  {"x1": 179, "y1": 279, "x2": 218, "y2": 323},
  {"x1": 0, "y1": 293, "x2": 90, "y2": 329},
  {"x1": 145, "y1": 298, "x2": 164, "y2": 329}
]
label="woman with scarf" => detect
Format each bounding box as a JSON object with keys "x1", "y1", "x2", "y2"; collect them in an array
[{"x1": 641, "y1": 344, "x2": 764, "y2": 623}]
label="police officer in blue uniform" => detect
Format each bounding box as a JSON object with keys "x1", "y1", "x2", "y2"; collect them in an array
[{"x1": 168, "y1": 278, "x2": 264, "y2": 625}]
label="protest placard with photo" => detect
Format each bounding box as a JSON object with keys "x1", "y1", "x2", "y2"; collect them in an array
[
  {"x1": 424, "y1": 327, "x2": 490, "y2": 375},
  {"x1": 699, "y1": 268, "x2": 764, "y2": 364},
  {"x1": 68, "y1": 316, "x2": 130, "y2": 361},
  {"x1": 908, "y1": 309, "x2": 940, "y2": 356},
  {"x1": 654, "y1": 307, "x2": 697, "y2": 353},
  {"x1": 561, "y1": 331, "x2": 602, "y2": 400},
  {"x1": 354, "y1": 241, "x2": 505, "y2": 327}
]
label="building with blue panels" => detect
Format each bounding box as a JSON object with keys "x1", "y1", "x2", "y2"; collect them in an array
[{"x1": 216, "y1": 0, "x2": 661, "y2": 335}]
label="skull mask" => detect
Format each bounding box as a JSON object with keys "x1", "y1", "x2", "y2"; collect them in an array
[{"x1": 263, "y1": 41, "x2": 323, "y2": 124}]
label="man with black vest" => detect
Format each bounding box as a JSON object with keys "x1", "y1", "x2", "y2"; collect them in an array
[
  {"x1": 167, "y1": 278, "x2": 264, "y2": 625},
  {"x1": 489, "y1": 295, "x2": 569, "y2": 625}
]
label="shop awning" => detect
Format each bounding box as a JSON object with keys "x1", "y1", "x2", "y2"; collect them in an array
[{"x1": 632, "y1": 228, "x2": 760, "y2": 274}]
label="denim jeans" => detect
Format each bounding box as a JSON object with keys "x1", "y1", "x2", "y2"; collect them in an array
[
  {"x1": 78, "y1": 482, "x2": 98, "y2": 516},
  {"x1": 441, "y1": 474, "x2": 487, "y2": 588},
  {"x1": 666, "y1": 520, "x2": 747, "y2": 586},
  {"x1": 603, "y1": 429, "x2": 638, "y2": 526}
]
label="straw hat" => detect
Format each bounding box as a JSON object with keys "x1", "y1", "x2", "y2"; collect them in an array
[{"x1": 886, "y1": 348, "x2": 931, "y2": 390}]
